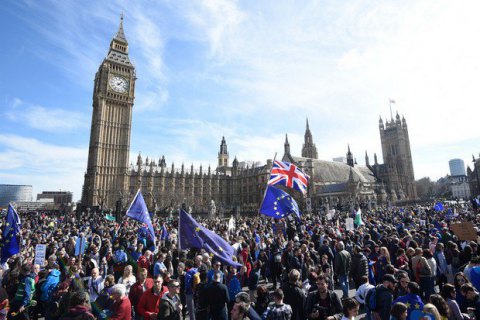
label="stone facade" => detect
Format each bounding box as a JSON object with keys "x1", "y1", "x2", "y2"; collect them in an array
[
  {"x1": 467, "y1": 155, "x2": 480, "y2": 198},
  {"x1": 82, "y1": 16, "x2": 136, "y2": 209},
  {"x1": 82, "y1": 19, "x2": 417, "y2": 213}
]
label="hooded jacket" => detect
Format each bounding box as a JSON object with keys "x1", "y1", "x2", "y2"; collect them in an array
[{"x1": 40, "y1": 269, "x2": 61, "y2": 302}]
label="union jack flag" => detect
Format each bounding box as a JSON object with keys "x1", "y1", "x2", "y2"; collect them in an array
[{"x1": 268, "y1": 160, "x2": 309, "y2": 195}]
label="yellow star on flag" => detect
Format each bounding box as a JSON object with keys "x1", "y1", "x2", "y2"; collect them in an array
[
  {"x1": 414, "y1": 303, "x2": 420, "y2": 309},
  {"x1": 195, "y1": 227, "x2": 201, "y2": 232},
  {"x1": 405, "y1": 302, "x2": 411, "y2": 309}
]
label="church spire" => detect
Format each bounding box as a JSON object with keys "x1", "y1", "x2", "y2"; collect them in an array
[
  {"x1": 347, "y1": 145, "x2": 354, "y2": 167},
  {"x1": 284, "y1": 133, "x2": 290, "y2": 155},
  {"x1": 301, "y1": 118, "x2": 318, "y2": 159}
]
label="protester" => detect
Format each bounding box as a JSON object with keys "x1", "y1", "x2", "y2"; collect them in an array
[
  {"x1": 158, "y1": 280, "x2": 183, "y2": 320},
  {"x1": 109, "y1": 284, "x2": 132, "y2": 320},
  {"x1": 389, "y1": 302, "x2": 408, "y2": 320},
  {"x1": 1, "y1": 198, "x2": 480, "y2": 320},
  {"x1": 205, "y1": 270, "x2": 229, "y2": 320},
  {"x1": 262, "y1": 288, "x2": 292, "y2": 320}
]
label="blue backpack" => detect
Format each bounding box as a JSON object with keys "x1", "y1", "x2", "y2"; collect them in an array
[{"x1": 365, "y1": 286, "x2": 378, "y2": 311}]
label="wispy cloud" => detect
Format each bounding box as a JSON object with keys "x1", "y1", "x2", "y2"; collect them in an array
[{"x1": 5, "y1": 98, "x2": 87, "y2": 133}]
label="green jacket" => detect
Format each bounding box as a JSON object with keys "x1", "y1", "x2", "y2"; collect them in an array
[{"x1": 14, "y1": 273, "x2": 35, "y2": 307}]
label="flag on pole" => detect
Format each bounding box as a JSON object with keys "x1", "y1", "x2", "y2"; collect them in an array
[
  {"x1": 179, "y1": 209, "x2": 240, "y2": 267},
  {"x1": 354, "y1": 208, "x2": 364, "y2": 227},
  {"x1": 105, "y1": 213, "x2": 116, "y2": 221},
  {"x1": 268, "y1": 160, "x2": 309, "y2": 195},
  {"x1": 228, "y1": 216, "x2": 235, "y2": 232},
  {"x1": 260, "y1": 185, "x2": 301, "y2": 219},
  {"x1": 160, "y1": 223, "x2": 169, "y2": 241},
  {"x1": 389, "y1": 99, "x2": 396, "y2": 104},
  {"x1": 1, "y1": 204, "x2": 21, "y2": 263},
  {"x1": 126, "y1": 189, "x2": 156, "y2": 245},
  {"x1": 433, "y1": 202, "x2": 444, "y2": 212}
]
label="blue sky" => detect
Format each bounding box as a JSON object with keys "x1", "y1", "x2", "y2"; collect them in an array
[{"x1": 1, "y1": 0, "x2": 480, "y2": 201}]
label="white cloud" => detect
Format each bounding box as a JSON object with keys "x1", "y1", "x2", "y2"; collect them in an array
[
  {"x1": 5, "y1": 99, "x2": 88, "y2": 133},
  {"x1": 0, "y1": 134, "x2": 87, "y2": 200}
]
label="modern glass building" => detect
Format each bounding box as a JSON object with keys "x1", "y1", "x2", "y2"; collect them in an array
[
  {"x1": 449, "y1": 159, "x2": 466, "y2": 176},
  {"x1": 0, "y1": 184, "x2": 33, "y2": 207}
]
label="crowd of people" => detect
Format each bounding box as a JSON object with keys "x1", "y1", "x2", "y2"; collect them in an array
[{"x1": 0, "y1": 199, "x2": 480, "y2": 320}]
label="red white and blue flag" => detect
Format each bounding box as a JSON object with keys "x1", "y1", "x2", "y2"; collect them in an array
[{"x1": 268, "y1": 160, "x2": 309, "y2": 195}]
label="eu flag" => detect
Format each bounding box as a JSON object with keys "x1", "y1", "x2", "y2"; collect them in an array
[
  {"x1": 260, "y1": 185, "x2": 300, "y2": 219},
  {"x1": 179, "y1": 209, "x2": 241, "y2": 268},
  {"x1": 434, "y1": 202, "x2": 444, "y2": 212},
  {"x1": 160, "y1": 223, "x2": 169, "y2": 241},
  {"x1": 1, "y1": 204, "x2": 21, "y2": 263},
  {"x1": 126, "y1": 190, "x2": 156, "y2": 245}
]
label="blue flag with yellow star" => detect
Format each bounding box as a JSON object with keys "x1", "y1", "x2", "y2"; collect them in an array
[
  {"x1": 1, "y1": 204, "x2": 21, "y2": 263},
  {"x1": 178, "y1": 209, "x2": 241, "y2": 268},
  {"x1": 260, "y1": 185, "x2": 301, "y2": 219},
  {"x1": 393, "y1": 293, "x2": 424, "y2": 319},
  {"x1": 126, "y1": 189, "x2": 156, "y2": 245}
]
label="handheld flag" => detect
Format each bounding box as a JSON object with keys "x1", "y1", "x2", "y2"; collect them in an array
[
  {"x1": 228, "y1": 216, "x2": 235, "y2": 232},
  {"x1": 160, "y1": 224, "x2": 169, "y2": 241},
  {"x1": 126, "y1": 189, "x2": 156, "y2": 245},
  {"x1": 434, "y1": 202, "x2": 444, "y2": 212},
  {"x1": 105, "y1": 213, "x2": 116, "y2": 221},
  {"x1": 445, "y1": 208, "x2": 454, "y2": 220},
  {"x1": 354, "y1": 208, "x2": 364, "y2": 227},
  {"x1": 179, "y1": 209, "x2": 240, "y2": 267},
  {"x1": 260, "y1": 185, "x2": 301, "y2": 219},
  {"x1": 1, "y1": 204, "x2": 21, "y2": 263},
  {"x1": 268, "y1": 160, "x2": 309, "y2": 195}
]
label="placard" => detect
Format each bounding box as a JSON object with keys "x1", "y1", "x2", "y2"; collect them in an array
[
  {"x1": 450, "y1": 222, "x2": 478, "y2": 241},
  {"x1": 75, "y1": 235, "x2": 86, "y2": 256},
  {"x1": 346, "y1": 218, "x2": 354, "y2": 231},
  {"x1": 34, "y1": 244, "x2": 46, "y2": 266}
]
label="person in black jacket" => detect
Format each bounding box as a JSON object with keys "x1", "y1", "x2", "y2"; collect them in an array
[
  {"x1": 350, "y1": 246, "x2": 369, "y2": 289},
  {"x1": 194, "y1": 270, "x2": 208, "y2": 320},
  {"x1": 206, "y1": 271, "x2": 230, "y2": 320},
  {"x1": 305, "y1": 274, "x2": 342, "y2": 320},
  {"x1": 281, "y1": 269, "x2": 306, "y2": 320},
  {"x1": 371, "y1": 274, "x2": 396, "y2": 320},
  {"x1": 158, "y1": 280, "x2": 183, "y2": 320}
]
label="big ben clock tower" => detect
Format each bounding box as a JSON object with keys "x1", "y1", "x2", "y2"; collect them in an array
[{"x1": 82, "y1": 15, "x2": 136, "y2": 210}]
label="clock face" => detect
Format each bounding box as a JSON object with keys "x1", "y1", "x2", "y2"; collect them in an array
[{"x1": 109, "y1": 76, "x2": 129, "y2": 93}]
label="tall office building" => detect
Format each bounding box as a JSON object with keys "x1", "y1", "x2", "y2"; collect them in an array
[{"x1": 449, "y1": 159, "x2": 466, "y2": 176}]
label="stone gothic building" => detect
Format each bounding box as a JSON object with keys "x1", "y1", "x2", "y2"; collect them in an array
[
  {"x1": 468, "y1": 154, "x2": 480, "y2": 198},
  {"x1": 283, "y1": 114, "x2": 417, "y2": 210},
  {"x1": 81, "y1": 18, "x2": 417, "y2": 213}
]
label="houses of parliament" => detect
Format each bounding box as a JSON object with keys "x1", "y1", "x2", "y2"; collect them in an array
[{"x1": 81, "y1": 18, "x2": 417, "y2": 214}]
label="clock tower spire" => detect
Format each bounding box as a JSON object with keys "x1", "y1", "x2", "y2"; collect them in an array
[{"x1": 82, "y1": 15, "x2": 136, "y2": 210}]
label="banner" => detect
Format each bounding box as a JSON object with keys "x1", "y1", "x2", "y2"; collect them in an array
[
  {"x1": 450, "y1": 222, "x2": 478, "y2": 241},
  {"x1": 34, "y1": 244, "x2": 46, "y2": 266},
  {"x1": 346, "y1": 218, "x2": 354, "y2": 231},
  {"x1": 75, "y1": 235, "x2": 86, "y2": 256}
]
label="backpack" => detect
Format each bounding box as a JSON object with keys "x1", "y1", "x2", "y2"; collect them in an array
[{"x1": 365, "y1": 286, "x2": 378, "y2": 311}]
